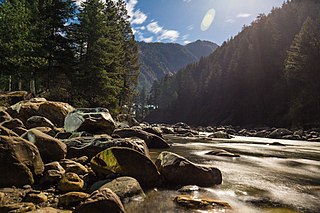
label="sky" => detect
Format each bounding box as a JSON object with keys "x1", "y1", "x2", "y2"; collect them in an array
[{"x1": 126, "y1": 0, "x2": 285, "y2": 45}]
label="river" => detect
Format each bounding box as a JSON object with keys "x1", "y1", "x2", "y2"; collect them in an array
[{"x1": 125, "y1": 134, "x2": 320, "y2": 213}]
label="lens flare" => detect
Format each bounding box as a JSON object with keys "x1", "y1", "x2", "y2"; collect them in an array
[{"x1": 201, "y1": 8, "x2": 216, "y2": 31}]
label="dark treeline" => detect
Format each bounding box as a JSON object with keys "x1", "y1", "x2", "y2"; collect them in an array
[
  {"x1": 0, "y1": 0, "x2": 139, "y2": 114},
  {"x1": 147, "y1": 0, "x2": 320, "y2": 128}
]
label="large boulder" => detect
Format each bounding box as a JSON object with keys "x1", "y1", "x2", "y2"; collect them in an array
[
  {"x1": 74, "y1": 188, "x2": 125, "y2": 213},
  {"x1": 113, "y1": 128, "x2": 170, "y2": 148},
  {"x1": 0, "y1": 118, "x2": 25, "y2": 130},
  {"x1": 22, "y1": 129, "x2": 67, "y2": 163},
  {"x1": 58, "y1": 192, "x2": 90, "y2": 208},
  {"x1": 155, "y1": 151, "x2": 222, "y2": 186},
  {"x1": 91, "y1": 147, "x2": 161, "y2": 187},
  {"x1": 57, "y1": 172, "x2": 84, "y2": 193},
  {"x1": 99, "y1": 176, "x2": 145, "y2": 201},
  {"x1": 63, "y1": 136, "x2": 150, "y2": 159},
  {"x1": 0, "y1": 136, "x2": 44, "y2": 187},
  {"x1": 26, "y1": 116, "x2": 55, "y2": 129},
  {"x1": 208, "y1": 131, "x2": 233, "y2": 139},
  {"x1": 64, "y1": 108, "x2": 115, "y2": 135},
  {"x1": 7, "y1": 99, "x2": 74, "y2": 127},
  {"x1": 268, "y1": 128, "x2": 293, "y2": 139}
]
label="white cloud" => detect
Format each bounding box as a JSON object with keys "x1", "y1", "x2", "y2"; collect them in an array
[
  {"x1": 236, "y1": 13, "x2": 252, "y2": 18},
  {"x1": 131, "y1": 9, "x2": 147, "y2": 24},
  {"x1": 187, "y1": 25, "x2": 194, "y2": 31},
  {"x1": 147, "y1": 22, "x2": 163, "y2": 34},
  {"x1": 225, "y1": 18, "x2": 235, "y2": 23},
  {"x1": 182, "y1": 34, "x2": 189, "y2": 40},
  {"x1": 184, "y1": 40, "x2": 191, "y2": 45},
  {"x1": 158, "y1": 30, "x2": 180, "y2": 42}
]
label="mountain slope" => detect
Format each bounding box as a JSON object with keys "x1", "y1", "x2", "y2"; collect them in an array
[
  {"x1": 137, "y1": 40, "x2": 218, "y2": 91},
  {"x1": 146, "y1": 0, "x2": 320, "y2": 127}
]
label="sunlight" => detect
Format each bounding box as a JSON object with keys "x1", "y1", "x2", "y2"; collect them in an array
[{"x1": 201, "y1": 8, "x2": 216, "y2": 31}]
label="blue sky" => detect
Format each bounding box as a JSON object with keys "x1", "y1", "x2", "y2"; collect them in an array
[{"x1": 126, "y1": 0, "x2": 285, "y2": 45}]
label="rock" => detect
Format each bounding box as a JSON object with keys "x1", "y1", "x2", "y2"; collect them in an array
[
  {"x1": 58, "y1": 192, "x2": 90, "y2": 207},
  {"x1": 57, "y1": 172, "x2": 84, "y2": 193},
  {"x1": 28, "y1": 207, "x2": 72, "y2": 213},
  {"x1": 55, "y1": 132, "x2": 73, "y2": 139},
  {"x1": 142, "y1": 127, "x2": 163, "y2": 137},
  {"x1": 254, "y1": 130, "x2": 270, "y2": 138},
  {"x1": 26, "y1": 116, "x2": 55, "y2": 129},
  {"x1": 59, "y1": 159, "x2": 88, "y2": 175},
  {"x1": 99, "y1": 177, "x2": 145, "y2": 201},
  {"x1": 74, "y1": 188, "x2": 125, "y2": 213},
  {"x1": 155, "y1": 151, "x2": 222, "y2": 186},
  {"x1": 0, "y1": 192, "x2": 4, "y2": 204},
  {"x1": 40, "y1": 162, "x2": 65, "y2": 185},
  {"x1": 174, "y1": 128, "x2": 198, "y2": 135},
  {"x1": 22, "y1": 129, "x2": 67, "y2": 163},
  {"x1": 0, "y1": 136, "x2": 44, "y2": 187},
  {"x1": 45, "y1": 161, "x2": 65, "y2": 172},
  {"x1": 23, "y1": 192, "x2": 48, "y2": 204},
  {"x1": 0, "y1": 109, "x2": 12, "y2": 123},
  {"x1": 0, "y1": 91, "x2": 28, "y2": 106},
  {"x1": 0, "y1": 202, "x2": 36, "y2": 213},
  {"x1": 308, "y1": 137, "x2": 320, "y2": 142},
  {"x1": 178, "y1": 185, "x2": 201, "y2": 193},
  {"x1": 91, "y1": 147, "x2": 161, "y2": 187},
  {"x1": 113, "y1": 128, "x2": 169, "y2": 148},
  {"x1": 1, "y1": 118, "x2": 25, "y2": 130},
  {"x1": 268, "y1": 128, "x2": 292, "y2": 139},
  {"x1": 31, "y1": 127, "x2": 57, "y2": 137},
  {"x1": 116, "y1": 114, "x2": 139, "y2": 127},
  {"x1": 11, "y1": 126, "x2": 28, "y2": 136},
  {"x1": 64, "y1": 108, "x2": 115, "y2": 135},
  {"x1": 173, "y1": 122, "x2": 190, "y2": 129},
  {"x1": 282, "y1": 134, "x2": 301, "y2": 140},
  {"x1": 0, "y1": 125, "x2": 19, "y2": 136},
  {"x1": 160, "y1": 126, "x2": 175, "y2": 134},
  {"x1": 208, "y1": 131, "x2": 232, "y2": 139},
  {"x1": 205, "y1": 149, "x2": 240, "y2": 157},
  {"x1": 174, "y1": 195, "x2": 231, "y2": 209},
  {"x1": 63, "y1": 136, "x2": 150, "y2": 159},
  {"x1": 7, "y1": 99, "x2": 74, "y2": 127}
]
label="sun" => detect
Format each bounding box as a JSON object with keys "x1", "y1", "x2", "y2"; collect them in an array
[{"x1": 201, "y1": 8, "x2": 216, "y2": 31}]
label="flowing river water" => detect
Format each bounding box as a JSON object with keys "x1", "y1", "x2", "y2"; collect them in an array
[{"x1": 125, "y1": 134, "x2": 320, "y2": 213}]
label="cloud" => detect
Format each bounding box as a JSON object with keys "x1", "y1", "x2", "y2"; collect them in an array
[
  {"x1": 225, "y1": 18, "x2": 235, "y2": 23},
  {"x1": 182, "y1": 34, "x2": 189, "y2": 40},
  {"x1": 147, "y1": 22, "x2": 163, "y2": 34},
  {"x1": 187, "y1": 25, "x2": 194, "y2": 31},
  {"x1": 184, "y1": 40, "x2": 192, "y2": 45},
  {"x1": 236, "y1": 13, "x2": 252, "y2": 18},
  {"x1": 158, "y1": 30, "x2": 180, "y2": 42},
  {"x1": 131, "y1": 9, "x2": 147, "y2": 24},
  {"x1": 135, "y1": 31, "x2": 153, "y2": 42}
]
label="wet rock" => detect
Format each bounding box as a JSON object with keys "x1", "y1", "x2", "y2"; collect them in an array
[
  {"x1": 28, "y1": 207, "x2": 72, "y2": 213},
  {"x1": 1, "y1": 118, "x2": 25, "y2": 130},
  {"x1": 142, "y1": 127, "x2": 163, "y2": 137},
  {"x1": 116, "y1": 114, "x2": 139, "y2": 127},
  {"x1": 155, "y1": 151, "x2": 222, "y2": 186},
  {"x1": 91, "y1": 147, "x2": 161, "y2": 187},
  {"x1": 59, "y1": 159, "x2": 88, "y2": 175},
  {"x1": 173, "y1": 122, "x2": 190, "y2": 129},
  {"x1": 174, "y1": 195, "x2": 231, "y2": 209},
  {"x1": 30, "y1": 127, "x2": 57, "y2": 137},
  {"x1": 99, "y1": 176, "x2": 145, "y2": 201},
  {"x1": 268, "y1": 142, "x2": 286, "y2": 146},
  {"x1": 0, "y1": 125, "x2": 19, "y2": 136},
  {"x1": 0, "y1": 136, "x2": 44, "y2": 187},
  {"x1": 63, "y1": 136, "x2": 150, "y2": 159},
  {"x1": 160, "y1": 126, "x2": 175, "y2": 134},
  {"x1": 7, "y1": 99, "x2": 74, "y2": 127},
  {"x1": 26, "y1": 116, "x2": 55, "y2": 129},
  {"x1": 58, "y1": 192, "x2": 90, "y2": 207},
  {"x1": 254, "y1": 130, "x2": 270, "y2": 138},
  {"x1": 22, "y1": 129, "x2": 67, "y2": 163},
  {"x1": 178, "y1": 185, "x2": 201, "y2": 193},
  {"x1": 64, "y1": 108, "x2": 115, "y2": 135},
  {"x1": 113, "y1": 128, "x2": 169, "y2": 148},
  {"x1": 268, "y1": 128, "x2": 292, "y2": 139},
  {"x1": 57, "y1": 172, "x2": 84, "y2": 193},
  {"x1": 205, "y1": 149, "x2": 240, "y2": 157},
  {"x1": 208, "y1": 131, "x2": 232, "y2": 139},
  {"x1": 74, "y1": 188, "x2": 125, "y2": 213},
  {"x1": 175, "y1": 128, "x2": 198, "y2": 135},
  {"x1": 23, "y1": 192, "x2": 48, "y2": 204},
  {"x1": 0, "y1": 202, "x2": 36, "y2": 213}
]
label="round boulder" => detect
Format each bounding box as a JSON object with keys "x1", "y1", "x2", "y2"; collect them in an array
[{"x1": 57, "y1": 172, "x2": 84, "y2": 193}]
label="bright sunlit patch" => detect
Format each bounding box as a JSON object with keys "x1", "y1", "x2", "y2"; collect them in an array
[{"x1": 201, "y1": 8, "x2": 216, "y2": 31}]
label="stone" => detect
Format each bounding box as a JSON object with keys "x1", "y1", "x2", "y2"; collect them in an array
[
  {"x1": 208, "y1": 131, "x2": 232, "y2": 139},
  {"x1": 59, "y1": 159, "x2": 88, "y2": 175},
  {"x1": 12, "y1": 126, "x2": 28, "y2": 136},
  {"x1": 178, "y1": 185, "x2": 201, "y2": 193},
  {"x1": 0, "y1": 109, "x2": 12, "y2": 123},
  {"x1": 1, "y1": 118, "x2": 25, "y2": 130},
  {"x1": 268, "y1": 128, "x2": 293, "y2": 139},
  {"x1": 23, "y1": 193, "x2": 48, "y2": 204},
  {"x1": 142, "y1": 127, "x2": 163, "y2": 137},
  {"x1": 64, "y1": 108, "x2": 115, "y2": 135},
  {"x1": 0, "y1": 202, "x2": 36, "y2": 213},
  {"x1": 0, "y1": 125, "x2": 19, "y2": 136},
  {"x1": 160, "y1": 126, "x2": 175, "y2": 134},
  {"x1": 22, "y1": 129, "x2": 67, "y2": 163},
  {"x1": 31, "y1": 127, "x2": 56, "y2": 137},
  {"x1": 58, "y1": 192, "x2": 90, "y2": 207},
  {"x1": 0, "y1": 192, "x2": 4, "y2": 204},
  {"x1": 308, "y1": 137, "x2": 320, "y2": 142},
  {"x1": 116, "y1": 114, "x2": 139, "y2": 127},
  {"x1": 205, "y1": 149, "x2": 240, "y2": 157},
  {"x1": 63, "y1": 136, "x2": 150, "y2": 159},
  {"x1": 40, "y1": 169, "x2": 65, "y2": 186},
  {"x1": 155, "y1": 151, "x2": 222, "y2": 186},
  {"x1": 26, "y1": 116, "x2": 55, "y2": 129},
  {"x1": 99, "y1": 177, "x2": 145, "y2": 201},
  {"x1": 57, "y1": 172, "x2": 84, "y2": 193},
  {"x1": 91, "y1": 147, "x2": 161, "y2": 187},
  {"x1": 113, "y1": 128, "x2": 170, "y2": 148},
  {"x1": 28, "y1": 207, "x2": 72, "y2": 213},
  {"x1": 174, "y1": 195, "x2": 231, "y2": 209},
  {"x1": 7, "y1": 99, "x2": 74, "y2": 127},
  {"x1": 173, "y1": 122, "x2": 190, "y2": 129},
  {"x1": 45, "y1": 161, "x2": 65, "y2": 172},
  {"x1": 0, "y1": 136, "x2": 44, "y2": 187},
  {"x1": 74, "y1": 188, "x2": 125, "y2": 213}
]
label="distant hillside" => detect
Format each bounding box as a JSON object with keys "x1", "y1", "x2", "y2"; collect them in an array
[
  {"x1": 146, "y1": 0, "x2": 320, "y2": 128},
  {"x1": 137, "y1": 40, "x2": 218, "y2": 91}
]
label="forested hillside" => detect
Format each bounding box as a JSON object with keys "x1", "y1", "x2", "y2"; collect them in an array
[
  {"x1": 147, "y1": 0, "x2": 320, "y2": 128},
  {"x1": 137, "y1": 40, "x2": 218, "y2": 91},
  {"x1": 0, "y1": 0, "x2": 139, "y2": 114}
]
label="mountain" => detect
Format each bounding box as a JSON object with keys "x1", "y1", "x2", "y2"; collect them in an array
[
  {"x1": 137, "y1": 40, "x2": 218, "y2": 91},
  {"x1": 146, "y1": 0, "x2": 320, "y2": 128}
]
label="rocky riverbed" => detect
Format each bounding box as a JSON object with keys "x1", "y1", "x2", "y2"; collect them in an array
[{"x1": 0, "y1": 98, "x2": 319, "y2": 212}]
